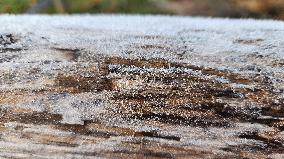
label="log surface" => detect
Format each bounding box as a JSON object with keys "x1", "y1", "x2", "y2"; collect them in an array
[{"x1": 1, "y1": 15, "x2": 284, "y2": 158}]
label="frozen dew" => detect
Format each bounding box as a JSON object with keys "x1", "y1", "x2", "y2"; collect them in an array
[{"x1": 0, "y1": 15, "x2": 284, "y2": 158}]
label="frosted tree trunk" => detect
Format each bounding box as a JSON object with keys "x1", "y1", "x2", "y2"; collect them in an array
[{"x1": 0, "y1": 15, "x2": 284, "y2": 158}]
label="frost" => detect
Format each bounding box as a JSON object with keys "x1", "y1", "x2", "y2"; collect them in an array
[{"x1": 0, "y1": 15, "x2": 284, "y2": 158}]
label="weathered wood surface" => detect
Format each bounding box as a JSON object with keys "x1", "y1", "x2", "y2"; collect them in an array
[{"x1": 1, "y1": 15, "x2": 284, "y2": 158}]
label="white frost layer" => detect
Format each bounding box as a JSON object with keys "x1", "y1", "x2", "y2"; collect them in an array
[{"x1": 0, "y1": 14, "x2": 284, "y2": 59}]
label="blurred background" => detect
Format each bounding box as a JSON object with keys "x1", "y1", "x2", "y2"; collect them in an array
[{"x1": 0, "y1": 0, "x2": 284, "y2": 20}]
